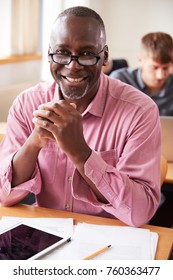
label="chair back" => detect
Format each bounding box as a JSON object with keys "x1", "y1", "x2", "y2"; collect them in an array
[
  {"x1": 160, "y1": 155, "x2": 168, "y2": 186},
  {"x1": 0, "y1": 122, "x2": 6, "y2": 143},
  {"x1": 0, "y1": 133, "x2": 5, "y2": 142}
]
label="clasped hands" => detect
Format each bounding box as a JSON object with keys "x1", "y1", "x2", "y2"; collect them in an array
[{"x1": 32, "y1": 100, "x2": 91, "y2": 164}]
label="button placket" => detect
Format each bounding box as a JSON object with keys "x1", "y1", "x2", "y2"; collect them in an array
[{"x1": 64, "y1": 175, "x2": 73, "y2": 211}]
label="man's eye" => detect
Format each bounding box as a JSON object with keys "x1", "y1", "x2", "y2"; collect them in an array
[
  {"x1": 81, "y1": 51, "x2": 95, "y2": 56},
  {"x1": 56, "y1": 50, "x2": 69, "y2": 55},
  {"x1": 151, "y1": 66, "x2": 158, "y2": 70}
]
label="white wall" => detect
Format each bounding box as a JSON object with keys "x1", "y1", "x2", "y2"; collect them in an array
[{"x1": 90, "y1": 0, "x2": 173, "y2": 67}]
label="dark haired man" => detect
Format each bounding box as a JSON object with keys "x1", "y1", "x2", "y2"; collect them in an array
[
  {"x1": 0, "y1": 6, "x2": 161, "y2": 227},
  {"x1": 110, "y1": 32, "x2": 173, "y2": 116}
]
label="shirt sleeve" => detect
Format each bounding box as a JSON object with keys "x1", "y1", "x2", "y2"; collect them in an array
[
  {"x1": 0, "y1": 96, "x2": 41, "y2": 206},
  {"x1": 72, "y1": 106, "x2": 161, "y2": 227},
  {"x1": 0, "y1": 153, "x2": 41, "y2": 206}
]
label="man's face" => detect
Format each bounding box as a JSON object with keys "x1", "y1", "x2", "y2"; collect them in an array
[
  {"x1": 49, "y1": 15, "x2": 108, "y2": 101},
  {"x1": 139, "y1": 53, "x2": 171, "y2": 93}
]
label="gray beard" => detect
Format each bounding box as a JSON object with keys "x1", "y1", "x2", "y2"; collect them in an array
[{"x1": 59, "y1": 81, "x2": 89, "y2": 100}]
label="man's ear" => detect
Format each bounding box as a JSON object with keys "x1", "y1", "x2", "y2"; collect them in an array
[
  {"x1": 103, "y1": 45, "x2": 109, "y2": 66},
  {"x1": 48, "y1": 45, "x2": 51, "y2": 62},
  {"x1": 103, "y1": 61, "x2": 109, "y2": 66},
  {"x1": 137, "y1": 54, "x2": 143, "y2": 66}
]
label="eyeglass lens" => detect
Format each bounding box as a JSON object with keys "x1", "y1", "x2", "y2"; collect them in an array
[{"x1": 51, "y1": 54, "x2": 98, "y2": 66}]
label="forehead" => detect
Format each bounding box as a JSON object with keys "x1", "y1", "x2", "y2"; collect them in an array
[
  {"x1": 51, "y1": 15, "x2": 104, "y2": 49},
  {"x1": 142, "y1": 53, "x2": 171, "y2": 67}
]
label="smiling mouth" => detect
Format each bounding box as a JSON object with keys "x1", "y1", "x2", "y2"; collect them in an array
[{"x1": 63, "y1": 76, "x2": 86, "y2": 83}]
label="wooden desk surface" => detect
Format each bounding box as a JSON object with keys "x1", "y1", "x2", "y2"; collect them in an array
[
  {"x1": 165, "y1": 162, "x2": 173, "y2": 184},
  {"x1": 0, "y1": 204, "x2": 173, "y2": 260}
]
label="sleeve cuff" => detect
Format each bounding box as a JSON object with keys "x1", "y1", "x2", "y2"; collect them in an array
[{"x1": 84, "y1": 150, "x2": 107, "y2": 184}]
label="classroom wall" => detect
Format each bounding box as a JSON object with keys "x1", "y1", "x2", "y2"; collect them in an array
[
  {"x1": 90, "y1": 0, "x2": 173, "y2": 67},
  {"x1": 0, "y1": 60, "x2": 41, "y2": 121}
]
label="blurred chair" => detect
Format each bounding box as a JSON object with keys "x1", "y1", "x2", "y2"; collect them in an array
[
  {"x1": 149, "y1": 155, "x2": 169, "y2": 226},
  {"x1": 160, "y1": 155, "x2": 168, "y2": 186},
  {"x1": 0, "y1": 122, "x2": 7, "y2": 143},
  {"x1": 102, "y1": 59, "x2": 128, "y2": 76},
  {"x1": 0, "y1": 133, "x2": 5, "y2": 142},
  {"x1": 20, "y1": 193, "x2": 36, "y2": 205}
]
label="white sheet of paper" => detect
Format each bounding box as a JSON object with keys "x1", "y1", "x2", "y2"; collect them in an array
[
  {"x1": 0, "y1": 216, "x2": 74, "y2": 238},
  {"x1": 41, "y1": 223, "x2": 158, "y2": 260}
]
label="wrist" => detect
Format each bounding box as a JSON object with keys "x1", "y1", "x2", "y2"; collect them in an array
[{"x1": 69, "y1": 147, "x2": 92, "y2": 170}]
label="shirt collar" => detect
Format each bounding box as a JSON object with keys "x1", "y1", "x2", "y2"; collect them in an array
[
  {"x1": 82, "y1": 73, "x2": 107, "y2": 117},
  {"x1": 53, "y1": 82, "x2": 63, "y2": 101}
]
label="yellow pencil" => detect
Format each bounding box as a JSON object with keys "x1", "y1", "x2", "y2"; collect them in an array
[{"x1": 83, "y1": 245, "x2": 111, "y2": 260}]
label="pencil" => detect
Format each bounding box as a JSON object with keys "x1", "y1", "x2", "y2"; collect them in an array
[{"x1": 83, "y1": 245, "x2": 111, "y2": 260}]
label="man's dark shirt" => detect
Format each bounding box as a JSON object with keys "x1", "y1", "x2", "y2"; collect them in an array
[{"x1": 110, "y1": 67, "x2": 173, "y2": 116}]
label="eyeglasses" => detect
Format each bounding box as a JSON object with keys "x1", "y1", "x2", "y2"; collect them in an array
[{"x1": 48, "y1": 46, "x2": 107, "y2": 66}]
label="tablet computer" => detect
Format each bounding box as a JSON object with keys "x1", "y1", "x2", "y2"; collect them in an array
[{"x1": 0, "y1": 223, "x2": 71, "y2": 260}]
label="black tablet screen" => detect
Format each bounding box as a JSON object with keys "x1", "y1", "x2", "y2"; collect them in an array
[{"x1": 0, "y1": 224, "x2": 63, "y2": 260}]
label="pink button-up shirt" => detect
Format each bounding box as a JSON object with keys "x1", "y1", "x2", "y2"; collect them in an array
[{"x1": 0, "y1": 73, "x2": 161, "y2": 226}]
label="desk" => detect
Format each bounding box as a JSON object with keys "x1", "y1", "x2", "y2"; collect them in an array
[
  {"x1": 165, "y1": 162, "x2": 173, "y2": 184},
  {"x1": 0, "y1": 204, "x2": 173, "y2": 260}
]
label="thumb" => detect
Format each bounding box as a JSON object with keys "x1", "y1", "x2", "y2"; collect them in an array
[{"x1": 70, "y1": 103, "x2": 77, "y2": 109}]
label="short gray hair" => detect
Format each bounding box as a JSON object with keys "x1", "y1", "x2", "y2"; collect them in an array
[{"x1": 54, "y1": 6, "x2": 106, "y2": 43}]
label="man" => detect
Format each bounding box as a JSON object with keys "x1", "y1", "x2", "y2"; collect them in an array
[
  {"x1": 0, "y1": 6, "x2": 161, "y2": 227},
  {"x1": 110, "y1": 32, "x2": 173, "y2": 116}
]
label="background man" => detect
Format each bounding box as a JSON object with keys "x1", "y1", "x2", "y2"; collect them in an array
[{"x1": 110, "y1": 32, "x2": 173, "y2": 116}]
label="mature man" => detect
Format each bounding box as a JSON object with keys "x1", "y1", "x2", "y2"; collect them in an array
[
  {"x1": 0, "y1": 6, "x2": 161, "y2": 227},
  {"x1": 110, "y1": 32, "x2": 173, "y2": 116}
]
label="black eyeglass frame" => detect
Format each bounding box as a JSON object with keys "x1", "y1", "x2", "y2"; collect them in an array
[{"x1": 48, "y1": 45, "x2": 107, "y2": 66}]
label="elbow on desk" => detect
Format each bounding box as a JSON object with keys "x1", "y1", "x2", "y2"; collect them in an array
[
  {"x1": 112, "y1": 208, "x2": 151, "y2": 228},
  {"x1": 129, "y1": 205, "x2": 159, "y2": 228},
  {"x1": 0, "y1": 189, "x2": 30, "y2": 207},
  {"x1": 120, "y1": 199, "x2": 160, "y2": 228},
  {"x1": 127, "y1": 214, "x2": 153, "y2": 228},
  {"x1": 129, "y1": 188, "x2": 160, "y2": 227},
  {"x1": 0, "y1": 199, "x2": 19, "y2": 207}
]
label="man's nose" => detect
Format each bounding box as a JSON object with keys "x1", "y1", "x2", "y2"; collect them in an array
[
  {"x1": 156, "y1": 69, "x2": 166, "y2": 79},
  {"x1": 65, "y1": 58, "x2": 83, "y2": 70}
]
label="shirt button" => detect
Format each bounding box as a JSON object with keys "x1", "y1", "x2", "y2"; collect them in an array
[
  {"x1": 107, "y1": 192, "x2": 112, "y2": 197},
  {"x1": 68, "y1": 176, "x2": 72, "y2": 182},
  {"x1": 65, "y1": 203, "x2": 71, "y2": 210}
]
